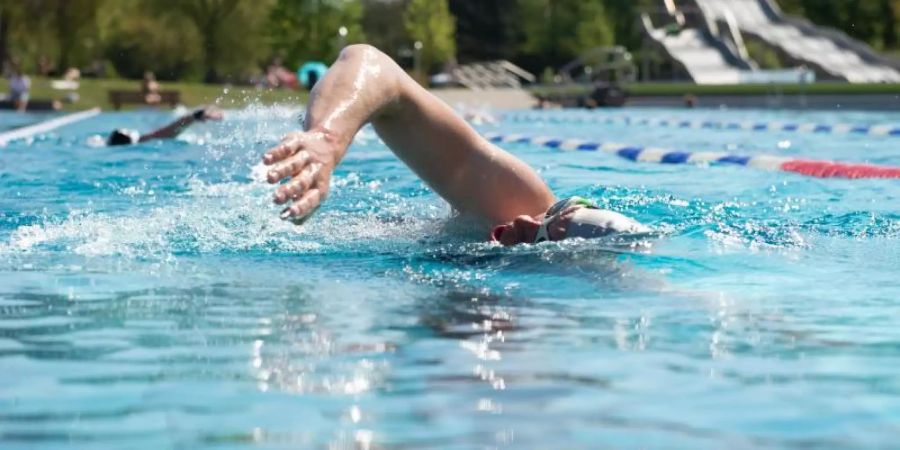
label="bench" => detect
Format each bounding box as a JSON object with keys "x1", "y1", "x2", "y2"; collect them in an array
[
  {"x1": 0, "y1": 99, "x2": 62, "y2": 111},
  {"x1": 108, "y1": 90, "x2": 181, "y2": 110}
]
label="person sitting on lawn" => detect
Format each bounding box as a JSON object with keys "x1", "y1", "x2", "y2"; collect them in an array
[{"x1": 141, "y1": 71, "x2": 162, "y2": 105}]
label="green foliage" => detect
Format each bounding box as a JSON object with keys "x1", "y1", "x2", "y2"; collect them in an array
[
  {"x1": 603, "y1": 0, "x2": 655, "y2": 51},
  {"x1": 575, "y1": 2, "x2": 614, "y2": 53},
  {"x1": 448, "y1": 0, "x2": 520, "y2": 63},
  {"x1": 404, "y1": 0, "x2": 457, "y2": 72},
  {"x1": 0, "y1": 76, "x2": 307, "y2": 111},
  {"x1": 361, "y1": 0, "x2": 409, "y2": 59},
  {"x1": 778, "y1": 0, "x2": 899, "y2": 50},
  {"x1": 52, "y1": 0, "x2": 105, "y2": 69},
  {"x1": 150, "y1": 0, "x2": 274, "y2": 82},
  {"x1": 1, "y1": 0, "x2": 896, "y2": 85},
  {"x1": 105, "y1": 15, "x2": 203, "y2": 81},
  {"x1": 269, "y1": 0, "x2": 365, "y2": 66},
  {"x1": 0, "y1": 0, "x2": 105, "y2": 72},
  {"x1": 745, "y1": 38, "x2": 786, "y2": 69},
  {"x1": 520, "y1": 0, "x2": 615, "y2": 68}
]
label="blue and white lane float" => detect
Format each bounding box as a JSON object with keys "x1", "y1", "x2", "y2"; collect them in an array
[
  {"x1": 503, "y1": 113, "x2": 900, "y2": 138},
  {"x1": 0, "y1": 107, "x2": 102, "y2": 146},
  {"x1": 483, "y1": 132, "x2": 900, "y2": 179}
]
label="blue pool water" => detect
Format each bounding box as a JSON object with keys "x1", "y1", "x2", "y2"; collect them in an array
[{"x1": 1, "y1": 105, "x2": 899, "y2": 449}]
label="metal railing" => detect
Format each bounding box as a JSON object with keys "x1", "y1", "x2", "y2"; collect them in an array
[{"x1": 451, "y1": 60, "x2": 536, "y2": 90}]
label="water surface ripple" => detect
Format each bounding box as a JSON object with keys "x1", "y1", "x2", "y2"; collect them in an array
[{"x1": 1, "y1": 107, "x2": 899, "y2": 449}]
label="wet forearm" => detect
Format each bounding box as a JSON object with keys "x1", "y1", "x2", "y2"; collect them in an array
[
  {"x1": 140, "y1": 115, "x2": 194, "y2": 142},
  {"x1": 294, "y1": 45, "x2": 553, "y2": 223},
  {"x1": 303, "y1": 45, "x2": 404, "y2": 153}
]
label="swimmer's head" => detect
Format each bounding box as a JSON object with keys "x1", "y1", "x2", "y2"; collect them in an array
[
  {"x1": 107, "y1": 128, "x2": 140, "y2": 146},
  {"x1": 489, "y1": 196, "x2": 650, "y2": 246}
]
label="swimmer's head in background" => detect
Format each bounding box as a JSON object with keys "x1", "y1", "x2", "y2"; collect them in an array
[
  {"x1": 534, "y1": 196, "x2": 650, "y2": 243},
  {"x1": 107, "y1": 128, "x2": 140, "y2": 146}
]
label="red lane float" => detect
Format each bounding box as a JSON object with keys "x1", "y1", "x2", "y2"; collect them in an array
[{"x1": 780, "y1": 160, "x2": 900, "y2": 179}]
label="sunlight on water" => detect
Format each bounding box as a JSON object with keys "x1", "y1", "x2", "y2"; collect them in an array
[{"x1": 1, "y1": 105, "x2": 899, "y2": 449}]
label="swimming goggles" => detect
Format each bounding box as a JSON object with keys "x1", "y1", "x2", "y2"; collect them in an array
[{"x1": 533, "y1": 196, "x2": 598, "y2": 243}]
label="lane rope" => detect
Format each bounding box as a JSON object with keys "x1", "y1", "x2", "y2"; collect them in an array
[
  {"x1": 503, "y1": 113, "x2": 900, "y2": 138},
  {"x1": 0, "y1": 108, "x2": 102, "y2": 146},
  {"x1": 483, "y1": 132, "x2": 900, "y2": 179}
]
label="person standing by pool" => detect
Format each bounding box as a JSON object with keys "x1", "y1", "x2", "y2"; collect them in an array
[
  {"x1": 105, "y1": 106, "x2": 223, "y2": 146},
  {"x1": 263, "y1": 45, "x2": 648, "y2": 246},
  {"x1": 7, "y1": 60, "x2": 31, "y2": 112}
]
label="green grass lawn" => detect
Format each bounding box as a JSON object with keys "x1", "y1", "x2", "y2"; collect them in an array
[
  {"x1": 0, "y1": 77, "x2": 308, "y2": 112},
  {"x1": 6, "y1": 77, "x2": 898, "y2": 113}
]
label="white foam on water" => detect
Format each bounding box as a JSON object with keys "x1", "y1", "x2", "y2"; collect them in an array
[{"x1": 2, "y1": 170, "x2": 443, "y2": 260}]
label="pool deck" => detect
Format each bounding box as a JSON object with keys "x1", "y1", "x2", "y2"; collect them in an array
[
  {"x1": 626, "y1": 93, "x2": 900, "y2": 111},
  {"x1": 431, "y1": 88, "x2": 536, "y2": 109},
  {"x1": 430, "y1": 87, "x2": 900, "y2": 111}
]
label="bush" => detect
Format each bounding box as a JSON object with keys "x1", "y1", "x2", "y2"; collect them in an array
[{"x1": 104, "y1": 16, "x2": 202, "y2": 80}]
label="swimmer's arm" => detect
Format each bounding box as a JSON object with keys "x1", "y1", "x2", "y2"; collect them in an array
[
  {"x1": 264, "y1": 44, "x2": 553, "y2": 224},
  {"x1": 138, "y1": 115, "x2": 195, "y2": 142},
  {"x1": 139, "y1": 107, "x2": 223, "y2": 142}
]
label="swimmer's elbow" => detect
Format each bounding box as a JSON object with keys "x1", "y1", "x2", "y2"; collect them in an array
[
  {"x1": 338, "y1": 44, "x2": 380, "y2": 60},
  {"x1": 337, "y1": 44, "x2": 396, "y2": 77},
  {"x1": 338, "y1": 44, "x2": 402, "y2": 84}
]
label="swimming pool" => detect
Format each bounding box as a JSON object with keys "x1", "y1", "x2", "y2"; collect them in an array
[
  {"x1": 0, "y1": 111, "x2": 45, "y2": 132},
  {"x1": 1, "y1": 105, "x2": 898, "y2": 448}
]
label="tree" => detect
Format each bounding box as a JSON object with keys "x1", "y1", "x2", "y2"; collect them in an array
[
  {"x1": 603, "y1": 0, "x2": 653, "y2": 52},
  {"x1": 882, "y1": 0, "x2": 898, "y2": 49},
  {"x1": 519, "y1": 0, "x2": 614, "y2": 70},
  {"x1": 781, "y1": 0, "x2": 890, "y2": 49},
  {"x1": 0, "y1": 1, "x2": 17, "y2": 64},
  {"x1": 51, "y1": 0, "x2": 104, "y2": 70},
  {"x1": 0, "y1": 0, "x2": 103, "y2": 72},
  {"x1": 404, "y1": 0, "x2": 457, "y2": 73},
  {"x1": 448, "y1": 0, "x2": 520, "y2": 63},
  {"x1": 153, "y1": 0, "x2": 274, "y2": 82},
  {"x1": 269, "y1": 0, "x2": 365, "y2": 66},
  {"x1": 575, "y1": 1, "x2": 614, "y2": 55},
  {"x1": 105, "y1": 14, "x2": 203, "y2": 80},
  {"x1": 361, "y1": 0, "x2": 408, "y2": 59}
]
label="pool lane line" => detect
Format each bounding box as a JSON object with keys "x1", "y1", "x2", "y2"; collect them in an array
[
  {"x1": 483, "y1": 132, "x2": 900, "y2": 180},
  {"x1": 503, "y1": 113, "x2": 900, "y2": 139},
  {"x1": 0, "y1": 107, "x2": 102, "y2": 146}
]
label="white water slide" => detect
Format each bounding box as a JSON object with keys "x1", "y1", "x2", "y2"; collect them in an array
[
  {"x1": 641, "y1": 0, "x2": 759, "y2": 85},
  {"x1": 644, "y1": 24, "x2": 748, "y2": 84},
  {"x1": 695, "y1": 0, "x2": 900, "y2": 83}
]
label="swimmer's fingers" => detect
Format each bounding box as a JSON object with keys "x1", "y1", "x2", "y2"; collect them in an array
[
  {"x1": 266, "y1": 150, "x2": 310, "y2": 184},
  {"x1": 273, "y1": 163, "x2": 320, "y2": 204},
  {"x1": 262, "y1": 134, "x2": 304, "y2": 165},
  {"x1": 280, "y1": 188, "x2": 322, "y2": 223}
]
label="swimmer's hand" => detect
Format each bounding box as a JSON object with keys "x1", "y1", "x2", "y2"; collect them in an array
[
  {"x1": 263, "y1": 130, "x2": 341, "y2": 223},
  {"x1": 195, "y1": 106, "x2": 224, "y2": 122}
]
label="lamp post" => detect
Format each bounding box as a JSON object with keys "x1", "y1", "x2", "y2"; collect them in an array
[
  {"x1": 413, "y1": 40, "x2": 423, "y2": 80},
  {"x1": 338, "y1": 26, "x2": 348, "y2": 50}
]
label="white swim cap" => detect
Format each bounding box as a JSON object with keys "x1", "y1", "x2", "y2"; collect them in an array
[{"x1": 533, "y1": 196, "x2": 649, "y2": 243}]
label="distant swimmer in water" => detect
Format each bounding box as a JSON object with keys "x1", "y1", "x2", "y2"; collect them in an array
[
  {"x1": 262, "y1": 45, "x2": 649, "y2": 246},
  {"x1": 106, "y1": 106, "x2": 223, "y2": 146}
]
